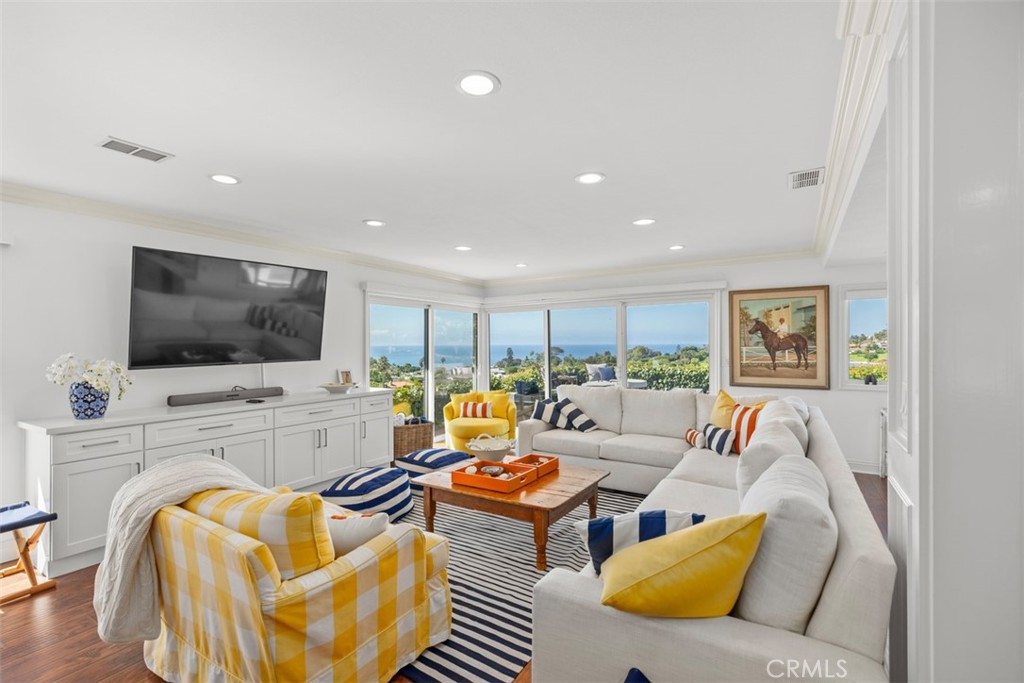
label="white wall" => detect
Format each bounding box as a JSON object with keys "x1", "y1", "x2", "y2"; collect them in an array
[
  {"x1": 0, "y1": 201, "x2": 480, "y2": 558},
  {"x1": 487, "y1": 256, "x2": 889, "y2": 474}
]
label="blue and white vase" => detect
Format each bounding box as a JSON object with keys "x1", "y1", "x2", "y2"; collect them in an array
[{"x1": 69, "y1": 382, "x2": 109, "y2": 420}]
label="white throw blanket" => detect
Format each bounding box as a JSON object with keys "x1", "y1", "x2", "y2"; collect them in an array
[{"x1": 93, "y1": 453, "x2": 271, "y2": 643}]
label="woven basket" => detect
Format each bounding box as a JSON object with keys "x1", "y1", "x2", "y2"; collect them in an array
[{"x1": 394, "y1": 422, "x2": 434, "y2": 457}]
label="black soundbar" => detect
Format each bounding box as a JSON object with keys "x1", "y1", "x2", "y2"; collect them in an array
[{"x1": 167, "y1": 387, "x2": 285, "y2": 407}]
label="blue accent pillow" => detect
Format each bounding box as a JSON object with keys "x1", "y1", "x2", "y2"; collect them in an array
[
  {"x1": 703, "y1": 423, "x2": 736, "y2": 456},
  {"x1": 625, "y1": 669, "x2": 652, "y2": 683},
  {"x1": 598, "y1": 365, "x2": 616, "y2": 381},
  {"x1": 574, "y1": 509, "x2": 706, "y2": 575}
]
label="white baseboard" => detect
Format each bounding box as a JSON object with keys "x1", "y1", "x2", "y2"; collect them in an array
[{"x1": 848, "y1": 459, "x2": 883, "y2": 476}]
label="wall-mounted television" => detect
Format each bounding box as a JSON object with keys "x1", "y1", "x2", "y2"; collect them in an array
[{"x1": 128, "y1": 247, "x2": 327, "y2": 369}]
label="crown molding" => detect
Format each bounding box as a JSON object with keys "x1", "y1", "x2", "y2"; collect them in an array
[
  {"x1": 0, "y1": 182, "x2": 485, "y2": 288},
  {"x1": 815, "y1": 0, "x2": 896, "y2": 260},
  {"x1": 482, "y1": 247, "x2": 817, "y2": 292}
]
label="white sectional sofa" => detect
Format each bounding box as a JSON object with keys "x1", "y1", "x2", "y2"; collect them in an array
[
  {"x1": 518, "y1": 385, "x2": 777, "y2": 494},
  {"x1": 526, "y1": 386, "x2": 897, "y2": 682}
]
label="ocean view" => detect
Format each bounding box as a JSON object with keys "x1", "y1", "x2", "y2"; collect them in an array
[{"x1": 371, "y1": 343, "x2": 707, "y2": 368}]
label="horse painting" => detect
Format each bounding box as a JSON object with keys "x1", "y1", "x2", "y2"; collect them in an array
[{"x1": 748, "y1": 319, "x2": 810, "y2": 371}]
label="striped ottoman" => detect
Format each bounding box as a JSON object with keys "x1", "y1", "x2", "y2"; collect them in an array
[
  {"x1": 320, "y1": 467, "x2": 413, "y2": 521},
  {"x1": 395, "y1": 448, "x2": 473, "y2": 493}
]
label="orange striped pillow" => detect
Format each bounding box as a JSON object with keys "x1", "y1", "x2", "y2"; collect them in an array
[
  {"x1": 730, "y1": 404, "x2": 763, "y2": 454},
  {"x1": 459, "y1": 401, "x2": 493, "y2": 418}
]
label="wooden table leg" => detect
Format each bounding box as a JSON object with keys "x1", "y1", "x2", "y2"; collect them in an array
[
  {"x1": 533, "y1": 509, "x2": 549, "y2": 571},
  {"x1": 588, "y1": 489, "x2": 599, "y2": 518},
  {"x1": 424, "y1": 488, "x2": 436, "y2": 532}
]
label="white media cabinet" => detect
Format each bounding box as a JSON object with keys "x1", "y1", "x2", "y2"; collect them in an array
[{"x1": 18, "y1": 388, "x2": 394, "y2": 578}]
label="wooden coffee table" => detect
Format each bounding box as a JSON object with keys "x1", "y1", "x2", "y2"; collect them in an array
[{"x1": 417, "y1": 463, "x2": 609, "y2": 570}]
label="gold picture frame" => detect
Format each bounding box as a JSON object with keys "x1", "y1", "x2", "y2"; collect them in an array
[{"x1": 729, "y1": 285, "x2": 830, "y2": 389}]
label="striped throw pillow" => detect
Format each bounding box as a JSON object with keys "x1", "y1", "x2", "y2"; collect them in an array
[
  {"x1": 685, "y1": 428, "x2": 706, "y2": 448},
  {"x1": 320, "y1": 467, "x2": 414, "y2": 521},
  {"x1": 703, "y1": 424, "x2": 736, "y2": 456},
  {"x1": 730, "y1": 404, "x2": 763, "y2": 454},
  {"x1": 574, "y1": 509, "x2": 706, "y2": 575},
  {"x1": 459, "y1": 401, "x2": 493, "y2": 418},
  {"x1": 183, "y1": 489, "x2": 334, "y2": 580},
  {"x1": 532, "y1": 398, "x2": 598, "y2": 432}
]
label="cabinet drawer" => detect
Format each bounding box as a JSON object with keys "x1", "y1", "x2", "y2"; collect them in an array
[
  {"x1": 52, "y1": 426, "x2": 144, "y2": 465},
  {"x1": 144, "y1": 410, "x2": 273, "y2": 449},
  {"x1": 360, "y1": 395, "x2": 393, "y2": 415},
  {"x1": 275, "y1": 400, "x2": 357, "y2": 427}
]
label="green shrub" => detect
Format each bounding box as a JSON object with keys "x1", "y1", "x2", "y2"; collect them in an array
[{"x1": 848, "y1": 364, "x2": 889, "y2": 382}]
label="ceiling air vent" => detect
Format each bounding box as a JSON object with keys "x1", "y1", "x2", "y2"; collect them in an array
[
  {"x1": 99, "y1": 136, "x2": 174, "y2": 163},
  {"x1": 789, "y1": 167, "x2": 824, "y2": 189}
]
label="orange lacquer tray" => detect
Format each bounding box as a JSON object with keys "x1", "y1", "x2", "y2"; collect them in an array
[
  {"x1": 450, "y1": 462, "x2": 539, "y2": 493},
  {"x1": 508, "y1": 453, "x2": 560, "y2": 478}
]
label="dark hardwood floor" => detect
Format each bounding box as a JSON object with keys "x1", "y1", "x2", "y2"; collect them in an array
[{"x1": 1, "y1": 477, "x2": 886, "y2": 683}]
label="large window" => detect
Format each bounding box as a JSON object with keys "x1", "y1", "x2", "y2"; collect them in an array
[
  {"x1": 549, "y1": 307, "x2": 617, "y2": 388},
  {"x1": 626, "y1": 301, "x2": 710, "y2": 391},
  {"x1": 843, "y1": 291, "x2": 888, "y2": 389},
  {"x1": 489, "y1": 310, "x2": 546, "y2": 421},
  {"x1": 369, "y1": 304, "x2": 427, "y2": 417},
  {"x1": 433, "y1": 309, "x2": 477, "y2": 438}
]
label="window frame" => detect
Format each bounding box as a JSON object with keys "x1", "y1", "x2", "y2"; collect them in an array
[{"x1": 837, "y1": 284, "x2": 888, "y2": 392}]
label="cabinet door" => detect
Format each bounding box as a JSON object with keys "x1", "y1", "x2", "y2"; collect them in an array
[
  {"x1": 145, "y1": 439, "x2": 218, "y2": 470},
  {"x1": 321, "y1": 416, "x2": 359, "y2": 481},
  {"x1": 361, "y1": 413, "x2": 393, "y2": 468},
  {"x1": 274, "y1": 424, "x2": 319, "y2": 489},
  {"x1": 51, "y1": 451, "x2": 142, "y2": 559},
  {"x1": 219, "y1": 430, "x2": 274, "y2": 487}
]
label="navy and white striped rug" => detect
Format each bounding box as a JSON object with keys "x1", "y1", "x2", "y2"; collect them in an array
[{"x1": 398, "y1": 488, "x2": 644, "y2": 683}]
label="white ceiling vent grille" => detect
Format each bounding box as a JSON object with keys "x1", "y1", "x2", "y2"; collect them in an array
[
  {"x1": 99, "y1": 136, "x2": 174, "y2": 163},
  {"x1": 789, "y1": 167, "x2": 824, "y2": 189}
]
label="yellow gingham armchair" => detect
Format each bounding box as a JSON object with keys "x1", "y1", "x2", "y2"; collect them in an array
[{"x1": 144, "y1": 489, "x2": 451, "y2": 682}]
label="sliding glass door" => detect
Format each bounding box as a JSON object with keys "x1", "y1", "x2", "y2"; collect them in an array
[
  {"x1": 433, "y1": 309, "x2": 478, "y2": 439},
  {"x1": 549, "y1": 306, "x2": 617, "y2": 388},
  {"x1": 489, "y1": 310, "x2": 545, "y2": 422},
  {"x1": 625, "y1": 302, "x2": 710, "y2": 391},
  {"x1": 369, "y1": 304, "x2": 427, "y2": 417}
]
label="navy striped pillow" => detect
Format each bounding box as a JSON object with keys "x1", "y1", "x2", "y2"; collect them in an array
[
  {"x1": 320, "y1": 467, "x2": 413, "y2": 521},
  {"x1": 395, "y1": 448, "x2": 473, "y2": 491},
  {"x1": 532, "y1": 398, "x2": 570, "y2": 429},
  {"x1": 574, "y1": 509, "x2": 706, "y2": 575},
  {"x1": 703, "y1": 423, "x2": 736, "y2": 456},
  {"x1": 555, "y1": 398, "x2": 598, "y2": 432}
]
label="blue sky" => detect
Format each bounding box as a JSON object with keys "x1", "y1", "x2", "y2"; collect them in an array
[{"x1": 849, "y1": 298, "x2": 887, "y2": 336}]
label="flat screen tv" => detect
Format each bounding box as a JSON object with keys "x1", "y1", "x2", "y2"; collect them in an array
[{"x1": 128, "y1": 247, "x2": 327, "y2": 369}]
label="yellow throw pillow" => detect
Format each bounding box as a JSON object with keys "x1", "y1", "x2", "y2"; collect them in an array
[
  {"x1": 450, "y1": 391, "x2": 482, "y2": 414},
  {"x1": 600, "y1": 513, "x2": 767, "y2": 618},
  {"x1": 482, "y1": 390, "x2": 511, "y2": 419}
]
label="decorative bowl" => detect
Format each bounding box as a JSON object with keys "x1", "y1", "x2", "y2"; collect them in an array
[
  {"x1": 466, "y1": 434, "x2": 515, "y2": 463},
  {"x1": 320, "y1": 382, "x2": 357, "y2": 394}
]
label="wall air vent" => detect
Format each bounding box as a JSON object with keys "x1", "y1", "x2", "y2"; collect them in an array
[
  {"x1": 99, "y1": 136, "x2": 174, "y2": 163},
  {"x1": 788, "y1": 167, "x2": 824, "y2": 189}
]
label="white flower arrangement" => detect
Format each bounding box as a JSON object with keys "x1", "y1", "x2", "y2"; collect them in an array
[{"x1": 46, "y1": 353, "x2": 133, "y2": 400}]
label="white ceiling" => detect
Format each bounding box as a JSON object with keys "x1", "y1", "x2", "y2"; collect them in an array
[{"x1": 1, "y1": 1, "x2": 843, "y2": 283}]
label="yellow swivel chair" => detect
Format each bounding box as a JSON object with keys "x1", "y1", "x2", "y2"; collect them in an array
[{"x1": 443, "y1": 391, "x2": 517, "y2": 451}]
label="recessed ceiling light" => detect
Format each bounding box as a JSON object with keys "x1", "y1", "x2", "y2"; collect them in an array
[
  {"x1": 362, "y1": 219, "x2": 385, "y2": 227},
  {"x1": 515, "y1": 263, "x2": 528, "y2": 268},
  {"x1": 455, "y1": 246, "x2": 472, "y2": 251},
  {"x1": 669, "y1": 244, "x2": 685, "y2": 251},
  {"x1": 575, "y1": 172, "x2": 606, "y2": 185},
  {"x1": 632, "y1": 218, "x2": 656, "y2": 226},
  {"x1": 210, "y1": 174, "x2": 239, "y2": 185},
  {"x1": 458, "y1": 71, "x2": 501, "y2": 96}
]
